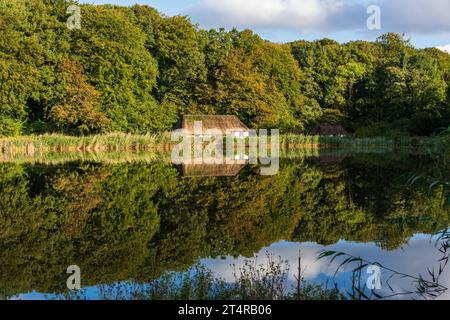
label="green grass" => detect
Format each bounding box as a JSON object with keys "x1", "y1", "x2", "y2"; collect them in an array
[
  {"x1": 0, "y1": 132, "x2": 172, "y2": 153},
  {"x1": 0, "y1": 150, "x2": 173, "y2": 165},
  {"x1": 0, "y1": 133, "x2": 447, "y2": 163},
  {"x1": 280, "y1": 134, "x2": 446, "y2": 148}
]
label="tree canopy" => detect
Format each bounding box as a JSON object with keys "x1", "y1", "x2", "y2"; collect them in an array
[{"x1": 0, "y1": 1, "x2": 449, "y2": 136}]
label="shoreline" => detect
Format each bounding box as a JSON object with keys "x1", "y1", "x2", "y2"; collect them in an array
[
  {"x1": 0, "y1": 133, "x2": 446, "y2": 164},
  {"x1": 0, "y1": 133, "x2": 446, "y2": 152}
]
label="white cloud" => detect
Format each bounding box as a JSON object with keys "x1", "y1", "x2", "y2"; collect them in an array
[
  {"x1": 188, "y1": 0, "x2": 344, "y2": 30},
  {"x1": 201, "y1": 236, "x2": 450, "y2": 300},
  {"x1": 437, "y1": 44, "x2": 450, "y2": 54},
  {"x1": 187, "y1": 0, "x2": 450, "y2": 34},
  {"x1": 380, "y1": 0, "x2": 450, "y2": 33}
]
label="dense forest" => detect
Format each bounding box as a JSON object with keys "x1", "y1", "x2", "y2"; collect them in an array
[
  {"x1": 1, "y1": 0, "x2": 450, "y2": 137},
  {"x1": 0, "y1": 154, "x2": 448, "y2": 295}
]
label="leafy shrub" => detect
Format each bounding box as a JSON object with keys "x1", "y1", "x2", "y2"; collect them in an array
[
  {"x1": 354, "y1": 122, "x2": 408, "y2": 138},
  {"x1": 0, "y1": 118, "x2": 23, "y2": 137}
]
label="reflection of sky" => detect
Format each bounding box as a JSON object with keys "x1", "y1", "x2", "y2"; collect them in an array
[
  {"x1": 13, "y1": 234, "x2": 450, "y2": 300},
  {"x1": 201, "y1": 235, "x2": 450, "y2": 300}
]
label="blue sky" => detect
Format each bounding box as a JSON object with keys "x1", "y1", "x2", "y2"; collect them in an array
[{"x1": 79, "y1": 0, "x2": 450, "y2": 51}]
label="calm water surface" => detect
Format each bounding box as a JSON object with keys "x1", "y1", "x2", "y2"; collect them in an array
[{"x1": 1, "y1": 150, "x2": 449, "y2": 300}]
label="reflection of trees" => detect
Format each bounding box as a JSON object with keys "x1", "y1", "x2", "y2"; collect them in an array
[
  {"x1": 0, "y1": 153, "x2": 448, "y2": 295},
  {"x1": 0, "y1": 163, "x2": 163, "y2": 293},
  {"x1": 144, "y1": 164, "x2": 304, "y2": 278},
  {"x1": 294, "y1": 154, "x2": 450, "y2": 250},
  {"x1": 54, "y1": 169, "x2": 110, "y2": 237}
]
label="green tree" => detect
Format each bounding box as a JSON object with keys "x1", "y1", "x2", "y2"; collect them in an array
[
  {"x1": 72, "y1": 4, "x2": 175, "y2": 132},
  {"x1": 49, "y1": 59, "x2": 110, "y2": 134},
  {"x1": 133, "y1": 6, "x2": 207, "y2": 109}
]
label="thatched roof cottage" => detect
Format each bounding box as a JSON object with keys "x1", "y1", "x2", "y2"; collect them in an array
[
  {"x1": 309, "y1": 123, "x2": 348, "y2": 136},
  {"x1": 177, "y1": 115, "x2": 250, "y2": 137},
  {"x1": 178, "y1": 163, "x2": 247, "y2": 177}
]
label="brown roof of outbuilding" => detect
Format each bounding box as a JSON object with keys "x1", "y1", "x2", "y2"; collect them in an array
[{"x1": 179, "y1": 163, "x2": 247, "y2": 177}]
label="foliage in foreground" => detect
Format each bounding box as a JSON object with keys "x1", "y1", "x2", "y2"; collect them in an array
[
  {"x1": 318, "y1": 227, "x2": 450, "y2": 300},
  {"x1": 58, "y1": 254, "x2": 341, "y2": 300}
]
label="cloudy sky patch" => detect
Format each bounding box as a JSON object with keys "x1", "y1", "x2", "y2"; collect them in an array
[
  {"x1": 186, "y1": 0, "x2": 450, "y2": 34},
  {"x1": 437, "y1": 44, "x2": 450, "y2": 54},
  {"x1": 187, "y1": 0, "x2": 344, "y2": 30},
  {"x1": 80, "y1": 0, "x2": 450, "y2": 48}
]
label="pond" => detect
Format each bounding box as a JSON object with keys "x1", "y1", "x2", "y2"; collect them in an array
[{"x1": 1, "y1": 149, "x2": 449, "y2": 300}]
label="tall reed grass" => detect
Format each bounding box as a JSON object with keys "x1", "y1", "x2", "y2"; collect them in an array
[
  {"x1": 280, "y1": 134, "x2": 445, "y2": 149},
  {"x1": 56, "y1": 253, "x2": 341, "y2": 300},
  {"x1": 0, "y1": 132, "x2": 172, "y2": 154},
  {"x1": 0, "y1": 133, "x2": 446, "y2": 163},
  {"x1": 0, "y1": 150, "x2": 173, "y2": 165}
]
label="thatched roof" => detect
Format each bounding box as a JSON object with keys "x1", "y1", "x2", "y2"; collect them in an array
[
  {"x1": 178, "y1": 115, "x2": 249, "y2": 134},
  {"x1": 176, "y1": 155, "x2": 248, "y2": 177},
  {"x1": 177, "y1": 163, "x2": 247, "y2": 177},
  {"x1": 309, "y1": 123, "x2": 348, "y2": 136}
]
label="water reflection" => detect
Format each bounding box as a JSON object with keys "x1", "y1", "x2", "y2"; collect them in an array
[
  {"x1": 202, "y1": 235, "x2": 450, "y2": 300},
  {"x1": 0, "y1": 150, "x2": 448, "y2": 299},
  {"x1": 175, "y1": 162, "x2": 248, "y2": 177}
]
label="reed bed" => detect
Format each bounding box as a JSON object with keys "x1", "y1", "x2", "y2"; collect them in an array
[
  {"x1": 0, "y1": 150, "x2": 173, "y2": 165},
  {"x1": 0, "y1": 132, "x2": 172, "y2": 154},
  {"x1": 280, "y1": 147, "x2": 320, "y2": 159},
  {"x1": 0, "y1": 133, "x2": 446, "y2": 164},
  {"x1": 2, "y1": 144, "x2": 437, "y2": 165},
  {"x1": 280, "y1": 134, "x2": 320, "y2": 148},
  {"x1": 280, "y1": 134, "x2": 445, "y2": 148}
]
